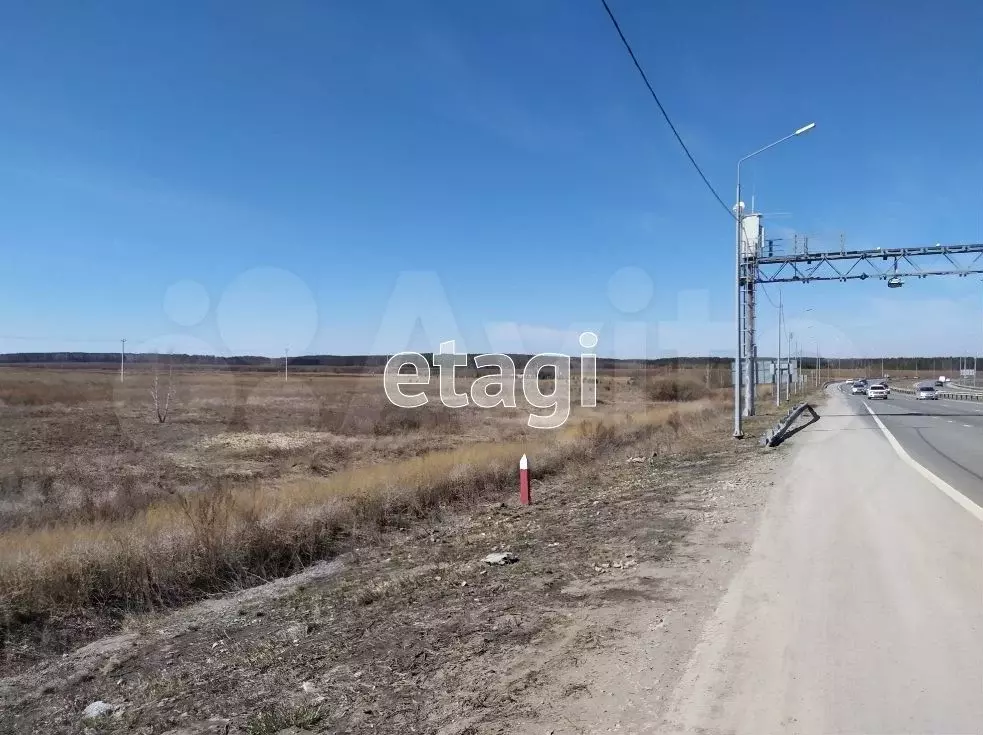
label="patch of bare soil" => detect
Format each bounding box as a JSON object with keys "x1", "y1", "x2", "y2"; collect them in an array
[{"x1": 0, "y1": 419, "x2": 774, "y2": 734}]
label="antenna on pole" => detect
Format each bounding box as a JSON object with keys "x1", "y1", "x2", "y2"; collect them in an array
[
  {"x1": 120, "y1": 338, "x2": 126, "y2": 382},
  {"x1": 284, "y1": 346, "x2": 289, "y2": 382}
]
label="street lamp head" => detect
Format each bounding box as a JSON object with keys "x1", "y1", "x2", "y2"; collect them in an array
[{"x1": 794, "y1": 122, "x2": 816, "y2": 136}]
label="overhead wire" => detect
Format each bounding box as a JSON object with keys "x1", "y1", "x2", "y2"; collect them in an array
[
  {"x1": 759, "y1": 283, "x2": 780, "y2": 310},
  {"x1": 599, "y1": 0, "x2": 734, "y2": 219}
]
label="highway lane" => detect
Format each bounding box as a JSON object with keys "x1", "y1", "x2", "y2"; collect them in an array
[
  {"x1": 661, "y1": 387, "x2": 983, "y2": 732},
  {"x1": 837, "y1": 382, "x2": 983, "y2": 509}
]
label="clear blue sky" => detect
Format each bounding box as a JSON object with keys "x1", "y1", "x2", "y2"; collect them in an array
[{"x1": 1, "y1": 0, "x2": 982, "y2": 359}]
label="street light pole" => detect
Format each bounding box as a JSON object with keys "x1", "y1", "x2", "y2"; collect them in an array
[
  {"x1": 978, "y1": 279, "x2": 982, "y2": 387},
  {"x1": 733, "y1": 121, "x2": 815, "y2": 437},
  {"x1": 776, "y1": 290, "x2": 783, "y2": 407},
  {"x1": 733, "y1": 176, "x2": 744, "y2": 438}
]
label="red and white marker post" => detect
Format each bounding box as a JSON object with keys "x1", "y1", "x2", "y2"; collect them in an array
[{"x1": 519, "y1": 454, "x2": 531, "y2": 505}]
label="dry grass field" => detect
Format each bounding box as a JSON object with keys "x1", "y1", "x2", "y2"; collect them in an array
[{"x1": 0, "y1": 363, "x2": 738, "y2": 664}]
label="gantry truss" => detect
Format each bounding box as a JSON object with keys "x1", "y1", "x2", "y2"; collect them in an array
[
  {"x1": 737, "y1": 240, "x2": 983, "y2": 419},
  {"x1": 752, "y1": 243, "x2": 983, "y2": 284}
]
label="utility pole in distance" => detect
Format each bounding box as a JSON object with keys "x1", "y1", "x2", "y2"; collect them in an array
[
  {"x1": 120, "y1": 338, "x2": 126, "y2": 382},
  {"x1": 787, "y1": 330, "x2": 794, "y2": 401},
  {"x1": 284, "y1": 347, "x2": 289, "y2": 382},
  {"x1": 816, "y1": 342, "x2": 820, "y2": 387}
]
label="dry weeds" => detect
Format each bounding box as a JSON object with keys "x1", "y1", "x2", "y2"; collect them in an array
[
  {"x1": 0, "y1": 394, "x2": 753, "y2": 734},
  {"x1": 0, "y1": 366, "x2": 729, "y2": 666}
]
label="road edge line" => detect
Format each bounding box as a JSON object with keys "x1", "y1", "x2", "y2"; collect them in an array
[{"x1": 862, "y1": 403, "x2": 983, "y2": 523}]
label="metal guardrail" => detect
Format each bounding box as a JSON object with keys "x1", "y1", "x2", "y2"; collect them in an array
[
  {"x1": 950, "y1": 382, "x2": 983, "y2": 393},
  {"x1": 761, "y1": 402, "x2": 819, "y2": 447},
  {"x1": 892, "y1": 387, "x2": 983, "y2": 402}
]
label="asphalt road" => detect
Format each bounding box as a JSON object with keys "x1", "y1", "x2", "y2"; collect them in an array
[
  {"x1": 837, "y1": 382, "x2": 983, "y2": 508},
  {"x1": 663, "y1": 387, "x2": 983, "y2": 733}
]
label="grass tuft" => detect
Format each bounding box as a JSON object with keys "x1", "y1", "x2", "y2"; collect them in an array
[{"x1": 246, "y1": 703, "x2": 326, "y2": 734}]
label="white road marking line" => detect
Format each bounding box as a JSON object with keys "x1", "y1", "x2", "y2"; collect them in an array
[{"x1": 862, "y1": 403, "x2": 983, "y2": 523}]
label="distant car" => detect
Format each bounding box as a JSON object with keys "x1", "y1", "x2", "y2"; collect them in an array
[
  {"x1": 851, "y1": 381, "x2": 866, "y2": 395},
  {"x1": 866, "y1": 384, "x2": 889, "y2": 400},
  {"x1": 916, "y1": 386, "x2": 938, "y2": 400},
  {"x1": 934, "y1": 380, "x2": 944, "y2": 387}
]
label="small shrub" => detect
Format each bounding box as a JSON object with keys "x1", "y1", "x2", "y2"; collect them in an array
[
  {"x1": 150, "y1": 367, "x2": 176, "y2": 423},
  {"x1": 576, "y1": 420, "x2": 618, "y2": 457},
  {"x1": 667, "y1": 411, "x2": 683, "y2": 431},
  {"x1": 645, "y1": 378, "x2": 710, "y2": 402},
  {"x1": 371, "y1": 403, "x2": 459, "y2": 436}
]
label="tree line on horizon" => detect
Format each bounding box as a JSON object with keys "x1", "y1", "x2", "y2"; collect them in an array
[{"x1": 0, "y1": 352, "x2": 975, "y2": 374}]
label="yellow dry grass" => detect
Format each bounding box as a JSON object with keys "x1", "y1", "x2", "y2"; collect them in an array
[{"x1": 0, "y1": 398, "x2": 720, "y2": 629}]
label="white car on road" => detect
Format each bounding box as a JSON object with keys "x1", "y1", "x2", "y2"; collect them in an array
[
  {"x1": 866, "y1": 384, "x2": 889, "y2": 400},
  {"x1": 916, "y1": 385, "x2": 938, "y2": 400}
]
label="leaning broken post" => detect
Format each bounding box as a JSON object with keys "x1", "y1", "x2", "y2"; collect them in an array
[{"x1": 519, "y1": 454, "x2": 531, "y2": 505}]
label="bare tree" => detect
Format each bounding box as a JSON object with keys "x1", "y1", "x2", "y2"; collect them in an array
[{"x1": 150, "y1": 359, "x2": 176, "y2": 423}]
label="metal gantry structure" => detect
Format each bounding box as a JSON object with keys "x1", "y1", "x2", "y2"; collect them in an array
[
  {"x1": 737, "y1": 235, "x2": 983, "y2": 429},
  {"x1": 756, "y1": 242, "x2": 983, "y2": 284}
]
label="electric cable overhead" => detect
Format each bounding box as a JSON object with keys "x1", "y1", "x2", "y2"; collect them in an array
[
  {"x1": 599, "y1": 0, "x2": 734, "y2": 219},
  {"x1": 759, "y1": 283, "x2": 780, "y2": 310}
]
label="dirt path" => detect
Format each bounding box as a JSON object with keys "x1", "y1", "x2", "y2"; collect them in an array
[{"x1": 517, "y1": 389, "x2": 983, "y2": 734}]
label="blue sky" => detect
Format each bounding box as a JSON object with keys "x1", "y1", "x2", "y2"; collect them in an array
[{"x1": 1, "y1": 0, "x2": 982, "y2": 358}]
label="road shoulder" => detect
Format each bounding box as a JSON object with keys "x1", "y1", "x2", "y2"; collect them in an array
[
  {"x1": 499, "y1": 433, "x2": 781, "y2": 733},
  {"x1": 659, "y1": 388, "x2": 983, "y2": 734}
]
